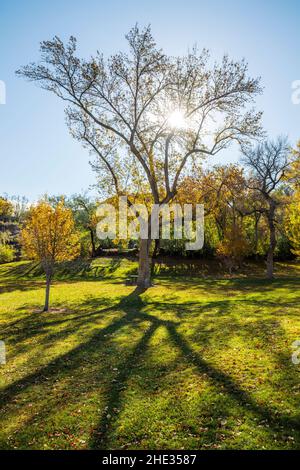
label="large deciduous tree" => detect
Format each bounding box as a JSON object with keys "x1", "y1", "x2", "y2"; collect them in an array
[
  {"x1": 17, "y1": 25, "x2": 263, "y2": 288},
  {"x1": 241, "y1": 137, "x2": 291, "y2": 279}
]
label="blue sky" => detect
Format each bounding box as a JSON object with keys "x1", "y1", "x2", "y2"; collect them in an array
[{"x1": 0, "y1": 0, "x2": 299, "y2": 200}]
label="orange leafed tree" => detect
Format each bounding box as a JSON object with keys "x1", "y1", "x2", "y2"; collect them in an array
[{"x1": 21, "y1": 201, "x2": 80, "y2": 311}]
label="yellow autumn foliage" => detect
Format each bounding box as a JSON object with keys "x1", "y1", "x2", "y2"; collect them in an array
[
  {"x1": 21, "y1": 201, "x2": 80, "y2": 265},
  {"x1": 216, "y1": 225, "x2": 250, "y2": 272},
  {"x1": 285, "y1": 193, "x2": 300, "y2": 257},
  {"x1": 0, "y1": 197, "x2": 14, "y2": 218}
]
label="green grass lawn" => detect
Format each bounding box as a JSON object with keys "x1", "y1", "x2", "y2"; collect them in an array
[{"x1": 1, "y1": 258, "x2": 300, "y2": 450}]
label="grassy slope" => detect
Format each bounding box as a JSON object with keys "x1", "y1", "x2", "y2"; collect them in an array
[{"x1": 0, "y1": 258, "x2": 300, "y2": 450}]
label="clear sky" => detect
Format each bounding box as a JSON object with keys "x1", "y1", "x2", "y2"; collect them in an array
[{"x1": 0, "y1": 0, "x2": 299, "y2": 201}]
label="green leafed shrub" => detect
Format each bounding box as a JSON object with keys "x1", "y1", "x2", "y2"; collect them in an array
[{"x1": 0, "y1": 244, "x2": 15, "y2": 263}]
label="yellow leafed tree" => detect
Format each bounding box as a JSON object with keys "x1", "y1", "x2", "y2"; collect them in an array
[
  {"x1": 284, "y1": 142, "x2": 300, "y2": 256},
  {"x1": 216, "y1": 225, "x2": 251, "y2": 274},
  {"x1": 21, "y1": 201, "x2": 80, "y2": 311},
  {"x1": 285, "y1": 195, "x2": 300, "y2": 257},
  {"x1": 0, "y1": 197, "x2": 14, "y2": 219}
]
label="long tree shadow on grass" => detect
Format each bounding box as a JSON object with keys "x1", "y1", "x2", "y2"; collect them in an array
[
  {"x1": 89, "y1": 288, "x2": 180, "y2": 448},
  {"x1": 0, "y1": 306, "x2": 135, "y2": 410},
  {"x1": 89, "y1": 288, "x2": 300, "y2": 449},
  {"x1": 1, "y1": 287, "x2": 300, "y2": 449},
  {"x1": 0, "y1": 280, "x2": 46, "y2": 294}
]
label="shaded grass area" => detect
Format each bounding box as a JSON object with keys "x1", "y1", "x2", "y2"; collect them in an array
[{"x1": 0, "y1": 259, "x2": 300, "y2": 449}]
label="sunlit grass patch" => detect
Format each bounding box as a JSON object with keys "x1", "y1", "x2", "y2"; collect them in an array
[{"x1": 1, "y1": 259, "x2": 300, "y2": 449}]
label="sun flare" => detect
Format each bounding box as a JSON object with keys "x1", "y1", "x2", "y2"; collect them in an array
[{"x1": 168, "y1": 109, "x2": 187, "y2": 129}]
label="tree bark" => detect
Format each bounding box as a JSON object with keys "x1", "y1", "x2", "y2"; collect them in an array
[
  {"x1": 266, "y1": 201, "x2": 276, "y2": 280},
  {"x1": 137, "y1": 238, "x2": 152, "y2": 288},
  {"x1": 43, "y1": 274, "x2": 51, "y2": 312}
]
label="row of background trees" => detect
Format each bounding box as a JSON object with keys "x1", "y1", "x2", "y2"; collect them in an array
[
  {"x1": 0, "y1": 196, "x2": 28, "y2": 263},
  {"x1": 1, "y1": 139, "x2": 300, "y2": 269},
  {"x1": 1, "y1": 138, "x2": 300, "y2": 311}
]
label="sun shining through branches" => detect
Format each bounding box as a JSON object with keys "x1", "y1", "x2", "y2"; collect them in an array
[
  {"x1": 167, "y1": 109, "x2": 187, "y2": 129},
  {"x1": 17, "y1": 25, "x2": 263, "y2": 288}
]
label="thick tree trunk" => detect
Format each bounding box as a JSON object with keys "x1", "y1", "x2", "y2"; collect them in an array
[
  {"x1": 137, "y1": 238, "x2": 152, "y2": 288},
  {"x1": 43, "y1": 274, "x2": 51, "y2": 312},
  {"x1": 266, "y1": 202, "x2": 276, "y2": 280}
]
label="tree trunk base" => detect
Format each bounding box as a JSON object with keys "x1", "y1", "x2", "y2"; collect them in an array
[
  {"x1": 137, "y1": 277, "x2": 152, "y2": 289},
  {"x1": 137, "y1": 238, "x2": 152, "y2": 290}
]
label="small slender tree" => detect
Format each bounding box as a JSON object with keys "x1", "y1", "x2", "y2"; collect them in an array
[
  {"x1": 17, "y1": 25, "x2": 263, "y2": 288},
  {"x1": 241, "y1": 137, "x2": 291, "y2": 279},
  {"x1": 21, "y1": 201, "x2": 80, "y2": 311}
]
